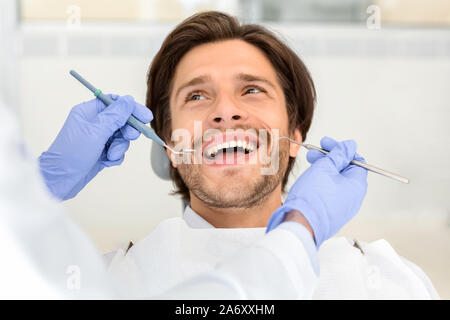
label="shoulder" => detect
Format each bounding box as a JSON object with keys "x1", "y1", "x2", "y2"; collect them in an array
[
  {"x1": 398, "y1": 256, "x2": 440, "y2": 299},
  {"x1": 318, "y1": 237, "x2": 440, "y2": 299}
]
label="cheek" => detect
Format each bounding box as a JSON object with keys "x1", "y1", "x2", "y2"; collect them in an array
[
  {"x1": 170, "y1": 106, "x2": 194, "y2": 134},
  {"x1": 258, "y1": 106, "x2": 289, "y2": 134},
  {"x1": 246, "y1": 94, "x2": 289, "y2": 131},
  {"x1": 170, "y1": 105, "x2": 183, "y2": 128},
  {"x1": 171, "y1": 101, "x2": 209, "y2": 128},
  {"x1": 276, "y1": 103, "x2": 290, "y2": 134}
]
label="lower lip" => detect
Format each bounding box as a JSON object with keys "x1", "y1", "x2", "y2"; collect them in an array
[{"x1": 203, "y1": 149, "x2": 258, "y2": 167}]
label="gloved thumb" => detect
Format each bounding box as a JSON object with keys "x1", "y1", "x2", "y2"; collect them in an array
[{"x1": 96, "y1": 95, "x2": 136, "y2": 138}]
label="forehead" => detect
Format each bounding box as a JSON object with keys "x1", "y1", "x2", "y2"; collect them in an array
[{"x1": 172, "y1": 39, "x2": 279, "y2": 86}]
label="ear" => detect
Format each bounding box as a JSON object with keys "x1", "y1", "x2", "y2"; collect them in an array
[
  {"x1": 289, "y1": 127, "x2": 303, "y2": 158},
  {"x1": 165, "y1": 148, "x2": 177, "y2": 168}
]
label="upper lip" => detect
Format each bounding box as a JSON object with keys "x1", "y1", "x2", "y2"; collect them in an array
[{"x1": 202, "y1": 132, "x2": 259, "y2": 157}]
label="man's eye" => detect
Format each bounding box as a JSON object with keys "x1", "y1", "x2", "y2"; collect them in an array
[
  {"x1": 244, "y1": 86, "x2": 265, "y2": 95},
  {"x1": 186, "y1": 92, "x2": 206, "y2": 102}
]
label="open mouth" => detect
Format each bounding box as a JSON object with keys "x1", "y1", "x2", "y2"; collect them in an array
[
  {"x1": 204, "y1": 139, "x2": 258, "y2": 160},
  {"x1": 202, "y1": 131, "x2": 261, "y2": 163}
]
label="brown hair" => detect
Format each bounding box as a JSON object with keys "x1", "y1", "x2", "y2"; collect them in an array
[{"x1": 146, "y1": 11, "x2": 316, "y2": 202}]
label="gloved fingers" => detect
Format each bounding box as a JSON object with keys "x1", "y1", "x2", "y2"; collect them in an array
[
  {"x1": 342, "y1": 163, "x2": 368, "y2": 182},
  {"x1": 103, "y1": 155, "x2": 125, "y2": 167},
  {"x1": 131, "y1": 101, "x2": 153, "y2": 123},
  {"x1": 121, "y1": 125, "x2": 140, "y2": 141},
  {"x1": 72, "y1": 94, "x2": 120, "y2": 120},
  {"x1": 96, "y1": 95, "x2": 136, "y2": 138},
  {"x1": 342, "y1": 167, "x2": 368, "y2": 190},
  {"x1": 341, "y1": 152, "x2": 368, "y2": 182},
  {"x1": 340, "y1": 152, "x2": 366, "y2": 172},
  {"x1": 306, "y1": 136, "x2": 339, "y2": 164},
  {"x1": 354, "y1": 152, "x2": 366, "y2": 163},
  {"x1": 106, "y1": 134, "x2": 130, "y2": 162},
  {"x1": 320, "y1": 136, "x2": 339, "y2": 151},
  {"x1": 306, "y1": 149, "x2": 326, "y2": 164},
  {"x1": 95, "y1": 93, "x2": 120, "y2": 113},
  {"x1": 324, "y1": 139, "x2": 358, "y2": 173},
  {"x1": 120, "y1": 102, "x2": 153, "y2": 141}
]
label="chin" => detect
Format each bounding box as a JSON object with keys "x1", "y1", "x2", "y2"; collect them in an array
[
  {"x1": 199, "y1": 174, "x2": 271, "y2": 209},
  {"x1": 202, "y1": 163, "x2": 260, "y2": 180}
]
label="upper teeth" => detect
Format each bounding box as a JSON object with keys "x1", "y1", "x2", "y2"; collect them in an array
[{"x1": 205, "y1": 139, "x2": 257, "y2": 157}]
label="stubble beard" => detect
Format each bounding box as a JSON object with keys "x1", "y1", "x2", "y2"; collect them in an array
[{"x1": 176, "y1": 144, "x2": 290, "y2": 209}]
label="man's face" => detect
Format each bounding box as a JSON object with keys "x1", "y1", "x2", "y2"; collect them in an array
[{"x1": 168, "y1": 39, "x2": 300, "y2": 208}]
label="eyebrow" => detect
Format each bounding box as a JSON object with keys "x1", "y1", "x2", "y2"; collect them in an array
[
  {"x1": 235, "y1": 73, "x2": 277, "y2": 90},
  {"x1": 174, "y1": 74, "x2": 212, "y2": 100}
]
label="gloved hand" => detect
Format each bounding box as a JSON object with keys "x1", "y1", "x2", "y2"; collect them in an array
[
  {"x1": 266, "y1": 136, "x2": 368, "y2": 248},
  {"x1": 39, "y1": 95, "x2": 153, "y2": 200}
]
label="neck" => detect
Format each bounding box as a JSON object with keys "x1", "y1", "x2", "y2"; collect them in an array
[{"x1": 189, "y1": 186, "x2": 282, "y2": 228}]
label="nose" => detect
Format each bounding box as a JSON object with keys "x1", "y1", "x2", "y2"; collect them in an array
[{"x1": 207, "y1": 94, "x2": 249, "y2": 128}]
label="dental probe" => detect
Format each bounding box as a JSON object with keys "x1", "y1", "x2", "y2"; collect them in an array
[
  {"x1": 69, "y1": 70, "x2": 194, "y2": 155},
  {"x1": 279, "y1": 137, "x2": 409, "y2": 184}
]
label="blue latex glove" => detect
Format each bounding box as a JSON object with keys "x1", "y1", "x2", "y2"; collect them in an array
[
  {"x1": 266, "y1": 136, "x2": 368, "y2": 248},
  {"x1": 39, "y1": 95, "x2": 153, "y2": 200}
]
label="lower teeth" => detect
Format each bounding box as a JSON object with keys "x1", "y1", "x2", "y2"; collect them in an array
[{"x1": 209, "y1": 148, "x2": 251, "y2": 158}]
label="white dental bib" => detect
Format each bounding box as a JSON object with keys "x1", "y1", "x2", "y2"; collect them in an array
[{"x1": 107, "y1": 214, "x2": 438, "y2": 299}]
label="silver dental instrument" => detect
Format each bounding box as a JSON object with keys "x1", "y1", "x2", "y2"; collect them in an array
[
  {"x1": 279, "y1": 137, "x2": 409, "y2": 184},
  {"x1": 69, "y1": 70, "x2": 194, "y2": 155}
]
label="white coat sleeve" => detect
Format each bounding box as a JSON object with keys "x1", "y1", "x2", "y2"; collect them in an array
[
  {"x1": 0, "y1": 103, "x2": 115, "y2": 299},
  {"x1": 157, "y1": 225, "x2": 319, "y2": 299}
]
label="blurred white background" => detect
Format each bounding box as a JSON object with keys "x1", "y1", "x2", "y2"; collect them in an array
[{"x1": 1, "y1": 0, "x2": 449, "y2": 298}]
